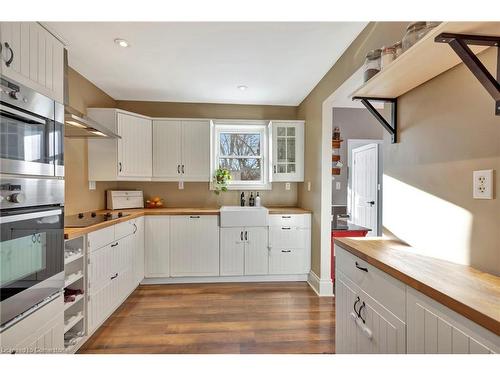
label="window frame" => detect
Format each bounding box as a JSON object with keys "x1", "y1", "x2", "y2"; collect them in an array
[{"x1": 211, "y1": 120, "x2": 271, "y2": 190}]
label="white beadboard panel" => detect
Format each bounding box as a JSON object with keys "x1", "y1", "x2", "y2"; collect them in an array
[
  {"x1": 88, "y1": 244, "x2": 113, "y2": 294},
  {"x1": 269, "y1": 247, "x2": 306, "y2": 275},
  {"x1": 244, "y1": 227, "x2": 269, "y2": 275},
  {"x1": 152, "y1": 120, "x2": 182, "y2": 180},
  {"x1": 144, "y1": 216, "x2": 170, "y2": 278},
  {"x1": 407, "y1": 287, "x2": 498, "y2": 354},
  {"x1": 134, "y1": 217, "x2": 145, "y2": 284},
  {"x1": 117, "y1": 113, "x2": 152, "y2": 178},
  {"x1": 335, "y1": 273, "x2": 360, "y2": 353},
  {"x1": 181, "y1": 120, "x2": 210, "y2": 181},
  {"x1": 220, "y1": 227, "x2": 245, "y2": 276},
  {"x1": 170, "y1": 215, "x2": 219, "y2": 277}
]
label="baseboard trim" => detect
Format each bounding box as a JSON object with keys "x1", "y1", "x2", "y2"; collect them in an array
[
  {"x1": 307, "y1": 271, "x2": 334, "y2": 297},
  {"x1": 141, "y1": 274, "x2": 309, "y2": 285}
]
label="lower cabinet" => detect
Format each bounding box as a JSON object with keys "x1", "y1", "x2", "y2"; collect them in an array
[
  {"x1": 244, "y1": 227, "x2": 269, "y2": 275},
  {"x1": 170, "y1": 215, "x2": 219, "y2": 277},
  {"x1": 407, "y1": 288, "x2": 499, "y2": 354},
  {"x1": 0, "y1": 294, "x2": 64, "y2": 354},
  {"x1": 336, "y1": 243, "x2": 499, "y2": 354},
  {"x1": 145, "y1": 216, "x2": 170, "y2": 278}
]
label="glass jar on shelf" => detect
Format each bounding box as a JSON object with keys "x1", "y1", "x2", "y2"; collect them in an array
[
  {"x1": 381, "y1": 45, "x2": 396, "y2": 69},
  {"x1": 402, "y1": 22, "x2": 428, "y2": 51},
  {"x1": 363, "y1": 49, "x2": 381, "y2": 83}
]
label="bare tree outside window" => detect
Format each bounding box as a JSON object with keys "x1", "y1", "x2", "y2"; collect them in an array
[{"x1": 219, "y1": 133, "x2": 261, "y2": 181}]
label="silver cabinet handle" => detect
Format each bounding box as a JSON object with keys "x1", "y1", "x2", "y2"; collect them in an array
[{"x1": 244, "y1": 231, "x2": 248, "y2": 241}]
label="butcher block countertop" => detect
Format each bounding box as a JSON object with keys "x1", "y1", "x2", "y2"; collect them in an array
[
  {"x1": 64, "y1": 206, "x2": 311, "y2": 240},
  {"x1": 335, "y1": 237, "x2": 500, "y2": 335}
]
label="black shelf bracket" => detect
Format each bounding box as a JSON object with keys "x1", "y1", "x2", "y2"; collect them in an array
[
  {"x1": 352, "y1": 97, "x2": 398, "y2": 143},
  {"x1": 435, "y1": 32, "x2": 500, "y2": 115}
]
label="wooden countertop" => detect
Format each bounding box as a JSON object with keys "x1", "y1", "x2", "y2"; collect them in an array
[
  {"x1": 64, "y1": 206, "x2": 311, "y2": 240},
  {"x1": 335, "y1": 237, "x2": 500, "y2": 335}
]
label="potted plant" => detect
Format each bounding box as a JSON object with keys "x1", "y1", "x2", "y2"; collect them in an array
[{"x1": 213, "y1": 168, "x2": 232, "y2": 195}]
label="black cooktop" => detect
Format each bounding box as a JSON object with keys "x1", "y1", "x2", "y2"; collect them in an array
[{"x1": 65, "y1": 212, "x2": 130, "y2": 228}]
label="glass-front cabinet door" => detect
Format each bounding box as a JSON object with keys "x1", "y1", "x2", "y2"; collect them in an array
[{"x1": 271, "y1": 121, "x2": 304, "y2": 182}]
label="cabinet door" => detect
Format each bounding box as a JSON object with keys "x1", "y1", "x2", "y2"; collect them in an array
[
  {"x1": 269, "y1": 248, "x2": 305, "y2": 275},
  {"x1": 244, "y1": 227, "x2": 268, "y2": 275},
  {"x1": 335, "y1": 274, "x2": 359, "y2": 354},
  {"x1": 407, "y1": 287, "x2": 498, "y2": 354},
  {"x1": 170, "y1": 215, "x2": 219, "y2": 277},
  {"x1": 0, "y1": 22, "x2": 64, "y2": 103},
  {"x1": 133, "y1": 217, "x2": 145, "y2": 284},
  {"x1": 144, "y1": 216, "x2": 170, "y2": 278},
  {"x1": 220, "y1": 227, "x2": 245, "y2": 276},
  {"x1": 117, "y1": 113, "x2": 152, "y2": 178},
  {"x1": 181, "y1": 120, "x2": 210, "y2": 181},
  {"x1": 153, "y1": 120, "x2": 182, "y2": 180},
  {"x1": 271, "y1": 122, "x2": 304, "y2": 182}
]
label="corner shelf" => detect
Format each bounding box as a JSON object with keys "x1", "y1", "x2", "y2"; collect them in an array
[
  {"x1": 351, "y1": 22, "x2": 498, "y2": 100},
  {"x1": 64, "y1": 271, "x2": 83, "y2": 288},
  {"x1": 64, "y1": 293, "x2": 84, "y2": 310},
  {"x1": 64, "y1": 252, "x2": 83, "y2": 265},
  {"x1": 64, "y1": 312, "x2": 84, "y2": 334}
]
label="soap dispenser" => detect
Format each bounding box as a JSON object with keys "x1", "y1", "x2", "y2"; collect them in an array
[
  {"x1": 255, "y1": 192, "x2": 261, "y2": 207},
  {"x1": 240, "y1": 192, "x2": 245, "y2": 207}
]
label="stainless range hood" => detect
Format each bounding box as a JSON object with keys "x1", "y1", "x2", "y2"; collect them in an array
[{"x1": 63, "y1": 49, "x2": 120, "y2": 139}]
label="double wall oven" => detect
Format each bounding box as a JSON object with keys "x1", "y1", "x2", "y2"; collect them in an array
[{"x1": 0, "y1": 77, "x2": 65, "y2": 330}]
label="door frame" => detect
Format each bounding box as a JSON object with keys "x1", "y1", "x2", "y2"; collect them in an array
[{"x1": 348, "y1": 139, "x2": 383, "y2": 236}]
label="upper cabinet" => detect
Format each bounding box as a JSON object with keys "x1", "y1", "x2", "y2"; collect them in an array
[
  {"x1": 0, "y1": 22, "x2": 64, "y2": 103},
  {"x1": 153, "y1": 119, "x2": 210, "y2": 182},
  {"x1": 271, "y1": 121, "x2": 304, "y2": 182},
  {"x1": 87, "y1": 109, "x2": 152, "y2": 181}
]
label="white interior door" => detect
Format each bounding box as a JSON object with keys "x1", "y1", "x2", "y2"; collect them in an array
[{"x1": 351, "y1": 143, "x2": 378, "y2": 236}]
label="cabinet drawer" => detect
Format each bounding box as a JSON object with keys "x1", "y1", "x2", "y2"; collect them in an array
[
  {"x1": 269, "y1": 214, "x2": 305, "y2": 227},
  {"x1": 335, "y1": 245, "x2": 406, "y2": 321},
  {"x1": 269, "y1": 227, "x2": 305, "y2": 249},
  {"x1": 87, "y1": 226, "x2": 115, "y2": 252},
  {"x1": 269, "y1": 248, "x2": 305, "y2": 275},
  {"x1": 115, "y1": 220, "x2": 135, "y2": 240}
]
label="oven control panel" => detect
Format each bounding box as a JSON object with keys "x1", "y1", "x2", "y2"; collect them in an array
[{"x1": 0, "y1": 177, "x2": 63, "y2": 210}]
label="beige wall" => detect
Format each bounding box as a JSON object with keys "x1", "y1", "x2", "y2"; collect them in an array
[
  {"x1": 65, "y1": 68, "x2": 118, "y2": 215},
  {"x1": 66, "y1": 71, "x2": 299, "y2": 215},
  {"x1": 383, "y1": 48, "x2": 500, "y2": 276},
  {"x1": 297, "y1": 22, "x2": 408, "y2": 276}
]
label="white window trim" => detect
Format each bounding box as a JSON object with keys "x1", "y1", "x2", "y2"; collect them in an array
[{"x1": 210, "y1": 120, "x2": 272, "y2": 190}]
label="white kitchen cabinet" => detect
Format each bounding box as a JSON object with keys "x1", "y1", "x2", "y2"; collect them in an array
[
  {"x1": 336, "y1": 272, "x2": 406, "y2": 354},
  {"x1": 220, "y1": 227, "x2": 245, "y2": 276},
  {"x1": 170, "y1": 215, "x2": 219, "y2": 277},
  {"x1": 270, "y1": 121, "x2": 304, "y2": 182},
  {"x1": 145, "y1": 216, "x2": 171, "y2": 278},
  {"x1": 268, "y1": 247, "x2": 306, "y2": 275},
  {"x1": 220, "y1": 227, "x2": 269, "y2": 276},
  {"x1": 0, "y1": 22, "x2": 64, "y2": 103},
  {"x1": 153, "y1": 119, "x2": 210, "y2": 182},
  {"x1": 87, "y1": 109, "x2": 152, "y2": 181},
  {"x1": 407, "y1": 288, "x2": 499, "y2": 354},
  {"x1": 0, "y1": 294, "x2": 64, "y2": 354},
  {"x1": 244, "y1": 227, "x2": 269, "y2": 275}
]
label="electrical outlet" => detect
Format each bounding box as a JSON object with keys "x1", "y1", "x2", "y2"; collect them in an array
[
  {"x1": 88, "y1": 181, "x2": 96, "y2": 190},
  {"x1": 473, "y1": 170, "x2": 494, "y2": 199},
  {"x1": 285, "y1": 182, "x2": 291, "y2": 191},
  {"x1": 336, "y1": 182, "x2": 341, "y2": 190},
  {"x1": 307, "y1": 181, "x2": 311, "y2": 191}
]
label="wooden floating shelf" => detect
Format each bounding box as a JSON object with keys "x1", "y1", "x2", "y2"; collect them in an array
[
  {"x1": 332, "y1": 155, "x2": 341, "y2": 162},
  {"x1": 332, "y1": 168, "x2": 341, "y2": 175},
  {"x1": 351, "y1": 22, "x2": 499, "y2": 99},
  {"x1": 332, "y1": 139, "x2": 343, "y2": 149}
]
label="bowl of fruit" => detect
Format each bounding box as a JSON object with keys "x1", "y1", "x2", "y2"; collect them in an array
[{"x1": 146, "y1": 196, "x2": 164, "y2": 208}]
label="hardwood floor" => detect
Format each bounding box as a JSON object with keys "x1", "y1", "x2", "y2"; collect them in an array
[{"x1": 78, "y1": 282, "x2": 335, "y2": 354}]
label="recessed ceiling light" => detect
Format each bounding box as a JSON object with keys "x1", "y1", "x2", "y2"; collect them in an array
[
  {"x1": 237, "y1": 85, "x2": 248, "y2": 91},
  {"x1": 114, "y1": 38, "x2": 129, "y2": 48}
]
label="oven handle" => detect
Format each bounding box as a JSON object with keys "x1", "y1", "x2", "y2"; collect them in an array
[
  {"x1": 0, "y1": 209, "x2": 62, "y2": 224},
  {"x1": 0, "y1": 104, "x2": 46, "y2": 125}
]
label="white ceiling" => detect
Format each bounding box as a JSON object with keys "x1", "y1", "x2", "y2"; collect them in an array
[{"x1": 45, "y1": 22, "x2": 367, "y2": 105}]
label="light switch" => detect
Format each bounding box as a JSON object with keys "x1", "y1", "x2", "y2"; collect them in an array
[
  {"x1": 473, "y1": 170, "x2": 494, "y2": 199},
  {"x1": 285, "y1": 183, "x2": 291, "y2": 191},
  {"x1": 307, "y1": 181, "x2": 311, "y2": 191},
  {"x1": 88, "y1": 181, "x2": 96, "y2": 190}
]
